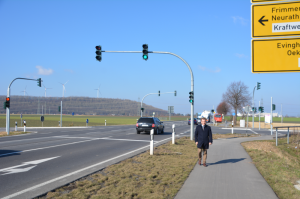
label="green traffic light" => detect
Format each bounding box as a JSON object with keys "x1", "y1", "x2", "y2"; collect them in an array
[{"x1": 143, "y1": 55, "x2": 148, "y2": 60}]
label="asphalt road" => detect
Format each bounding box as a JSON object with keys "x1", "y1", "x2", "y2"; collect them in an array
[
  {"x1": 0, "y1": 122, "x2": 279, "y2": 199},
  {"x1": 0, "y1": 121, "x2": 193, "y2": 199}
]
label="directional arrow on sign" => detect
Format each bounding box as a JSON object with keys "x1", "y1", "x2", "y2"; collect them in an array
[
  {"x1": 0, "y1": 156, "x2": 60, "y2": 175},
  {"x1": 258, "y1": 16, "x2": 268, "y2": 26}
]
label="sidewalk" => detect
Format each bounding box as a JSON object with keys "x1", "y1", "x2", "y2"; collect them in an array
[{"x1": 175, "y1": 135, "x2": 278, "y2": 199}]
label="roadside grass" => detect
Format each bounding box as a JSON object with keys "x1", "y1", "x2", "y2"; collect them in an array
[
  {"x1": 36, "y1": 137, "x2": 198, "y2": 199},
  {"x1": 0, "y1": 131, "x2": 31, "y2": 137},
  {"x1": 213, "y1": 133, "x2": 258, "y2": 139},
  {"x1": 241, "y1": 133, "x2": 300, "y2": 199},
  {"x1": 0, "y1": 115, "x2": 187, "y2": 128}
]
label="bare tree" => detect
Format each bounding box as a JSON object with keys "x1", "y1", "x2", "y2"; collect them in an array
[
  {"x1": 222, "y1": 81, "x2": 251, "y2": 124},
  {"x1": 217, "y1": 101, "x2": 230, "y2": 115}
]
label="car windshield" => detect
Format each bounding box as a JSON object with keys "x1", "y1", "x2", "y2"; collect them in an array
[
  {"x1": 138, "y1": 118, "x2": 154, "y2": 123},
  {"x1": 215, "y1": 115, "x2": 221, "y2": 118}
]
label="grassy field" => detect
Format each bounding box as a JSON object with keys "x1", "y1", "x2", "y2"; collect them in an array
[
  {"x1": 242, "y1": 133, "x2": 300, "y2": 199},
  {"x1": 224, "y1": 116, "x2": 300, "y2": 123},
  {"x1": 36, "y1": 137, "x2": 198, "y2": 199},
  {"x1": 0, "y1": 114, "x2": 188, "y2": 128}
]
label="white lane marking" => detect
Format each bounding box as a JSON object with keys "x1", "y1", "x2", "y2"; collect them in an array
[
  {"x1": 54, "y1": 136, "x2": 96, "y2": 139},
  {"x1": 1, "y1": 136, "x2": 177, "y2": 199},
  {"x1": 17, "y1": 127, "x2": 90, "y2": 129},
  {"x1": 0, "y1": 136, "x2": 162, "y2": 157},
  {"x1": 248, "y1": 129, "x2": 258, "y2": 135},
  {"x1": 0, "y1": 156, "x2": 59, "y2": 175},
  {"x1": 221, "y1": 128, "x2": 258, "y2": 134},
  {"x1": 0, "y1": 135, "x2": 65, "y2": 145}
]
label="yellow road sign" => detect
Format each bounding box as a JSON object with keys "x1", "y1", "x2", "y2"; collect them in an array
[
  {"x1": 252, "y1": 38, "x2": 300, "y2": 73},
  {"x1": 252, "y1": 1, "x2": 300, "y2": 37}
]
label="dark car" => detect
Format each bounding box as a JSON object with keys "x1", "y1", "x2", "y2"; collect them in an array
[
  {"x1": 136, "y1": 117, "x2": 164, "y2": 135},
  {"x1": 188, "y1": 118, "x2": 198, "y2": 125}
]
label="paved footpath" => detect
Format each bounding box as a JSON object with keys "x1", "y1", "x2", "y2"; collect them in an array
[{"x1": 175, "y1": 135, "x2": 278, "y2": 199}]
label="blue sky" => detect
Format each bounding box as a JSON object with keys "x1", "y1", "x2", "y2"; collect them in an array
[{"x1": 0, "y1": 0, "x2": 299, "y2": 116}]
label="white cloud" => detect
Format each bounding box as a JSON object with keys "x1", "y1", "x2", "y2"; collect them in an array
[
  {"x1": 232, "y1": 16, "x2": 247, "y2": 26},
  {"x1": 235, "y1": 53, "x2": 247, "y2": 58},
  {"x1": 36, "y1": 66, "x2": 54, "y2": 75},
  {"x1": 198, "y1": 66, "x2": 221, "y2": 73}
]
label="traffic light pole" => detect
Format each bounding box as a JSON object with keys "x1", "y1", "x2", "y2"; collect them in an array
[
  {"x1": 252, "y1": 86, "x2": 256, "y2": 129},
  {"x1": 141, "y1": 92, "x2": 176, "y2": 117},
  {"x1": 101, "y1": 50, "x2": 194, "y2": 141},
  {"x1": 6, "y1": 78, "x2": 41, "y2": 135},
  {"x1": 259, "y1": 101, "x2": 261, "y2": 130}
]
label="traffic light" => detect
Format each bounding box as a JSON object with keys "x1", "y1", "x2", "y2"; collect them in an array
[
  {"x1": 272, "y1": 104, "x2": 276, "y2": 111},
  {"x1": 37, "y1": 78, "x2": 42, "y2": 87},
  {"x1": 257, "y1": 82, "x2": 261, "y2": 90},
  {"x1": 141, "y1": 108, "x2": 144, "y2": 112},
  {"x1": 95, "y1": 46, "x2": 102, "y2": 62},
  {"x1": 158, "y1": 90, "x2": 160, "y2": 96},
  {"x1": 58, "y1": 106, "x2": 61, "y2": 112},
  {"x1": 174, "y1": 90, "x2": 177, "y2": 96},
  {"x1": 258, "y1": 106, "x2": 262, "y2": 112},
  {"x1": 189, "y1": 91, "x2": 194, "y2": 103},
  {"x1": 5, "y1": 97, "x2": 10, "y2": 108},
  {"x1": 142, "y1": 44, "x2": 148, "y2": 60},
  {"x1": 211, "y1": 109, "x2": 214, "y2": 113},
  {"x1": 254, "y1": 107, "x2": 257, "y2": 113},
  {"x1": 261, "y1": 107, "x2": 264, "y2": 113}
]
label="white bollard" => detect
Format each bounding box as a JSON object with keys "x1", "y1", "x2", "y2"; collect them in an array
[
  {"x1": 24, "y1": 120, "x2": 26, "y2": 132},
  {"x1": 172, "y1": 124, "x2": 175, "y2": 144},
  {"x1": 150, "y1": 129, "x2": 154, "y2": 155},
  {"x1": 15, "y1": 121, "x2": 17, "y2": 131},
  {"x1": 105, "y1": 120, "x2": 106, "y2": 126},
  {"x1": 232, "y1": 121, "x2": 234, "y2": 134}
]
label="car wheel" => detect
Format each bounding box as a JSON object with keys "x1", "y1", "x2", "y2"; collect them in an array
[
  {"x1": 155, "y1": 128, "x2": 159, "y2": 135},
  {"x1": 161, "y1": 128, "x2": 164, "y2": 134},
  {"x1": 136, "y1": 130, "x2": 140, "y2": 134}
]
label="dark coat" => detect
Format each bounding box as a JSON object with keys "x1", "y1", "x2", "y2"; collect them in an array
[{"x1": 195, "y1": 124, "x2": 213, "y2": 149}]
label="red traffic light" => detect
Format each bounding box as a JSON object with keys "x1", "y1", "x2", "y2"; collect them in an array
[
  {"x1": 6, "y1": 97, "x2": 10, "y2": 102},
  {"x1": 95, "y1": 46, "x2": 101, "y2": 50}
]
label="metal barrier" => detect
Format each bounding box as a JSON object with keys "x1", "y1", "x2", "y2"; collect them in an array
[{"x1": 274, "y1": 126, "x2": 300, "y2": 146}]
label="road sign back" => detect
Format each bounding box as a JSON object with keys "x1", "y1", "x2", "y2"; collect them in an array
[
  {"x1": 252, "y1": 37, "x2": 300, "y2": 73},
  {"x1": 252, "y1": 2, "x2": 300, "y2": 38}
]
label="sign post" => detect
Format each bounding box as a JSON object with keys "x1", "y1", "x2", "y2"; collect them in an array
[
  {"x1": 168, "y1": 106, "x2": 174, "y2": 121},
  {"x1": 72, "y1": 112, "x2": 74, "y2": 125}
]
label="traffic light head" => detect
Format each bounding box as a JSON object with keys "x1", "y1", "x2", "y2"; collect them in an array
[
  {"x1": 141, "y1": 108, "x2": 144, "y2": 112},
  {"x1": 58, "y1": 106, "x2": 61, "y2": 112},
  {"x1": 211, "y1": 109, "x2": 214, "y2": 113},
  {"x1": 257, "y1": 82, "x2": 261, "y2": 90},
  {"x1": 37, "y1": 78, "x2": 42, "y2": 87},
  {"x1": 158, "y1": 90, "x2": 160, "y2": 96},
  {"x1": 258, "y1": 107, "x2": 262, "y2": 112},
  {"x1": 272, "y1": 104, "x2": 276, "y2": 111},
  {"x1": 189, "y1": 91, "x2": 194, "y2": 103},
  {"x1": 261, "y1": 107, "x2": 264, "y2": 113},
  {"x1": 5, "y1": 97, "x2": 10, "y2": 108},
  {"x1": 142, "y1": 44, "x2": 148, "y2": 60},
  {"x1": 174, "y1": 90, "x2": 177, "y2": 96},
  {"x1": 95, "y1": 45, "x2": 102, "y2": 62}
]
